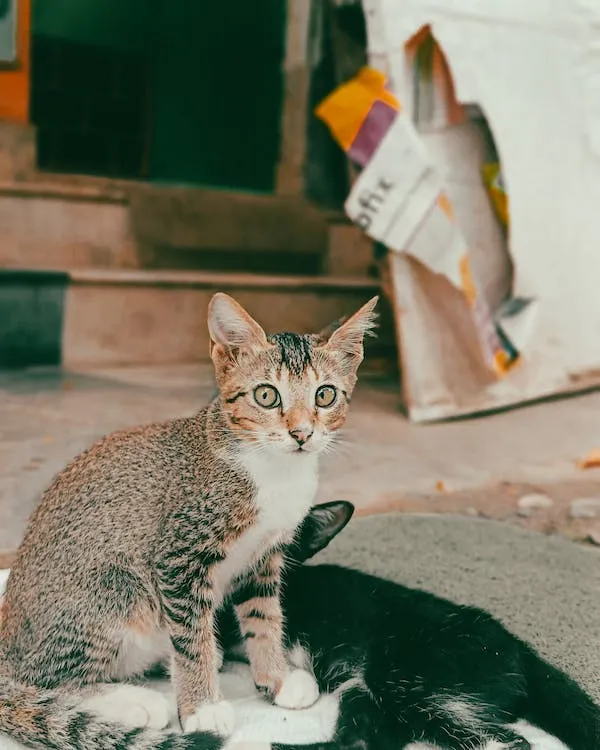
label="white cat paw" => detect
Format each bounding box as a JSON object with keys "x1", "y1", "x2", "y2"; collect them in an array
[
  {"x1": 183, "y1": 700, "x2": 235, "y2": 737},
  {"x1": 81, "y1": 684, "x2": 170, "y2": 729},
  {"x1": 274, "y1": 669, "x2": 319, "y2": 709}
]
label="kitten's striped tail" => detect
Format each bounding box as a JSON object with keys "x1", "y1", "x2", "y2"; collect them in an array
[{"x1": 0, "y1": 676, "x2": 223, "y2": 750}]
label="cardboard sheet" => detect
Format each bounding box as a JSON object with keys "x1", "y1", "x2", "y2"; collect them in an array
[{"x1": 320, "y1": 1, "x2": 600, "y2": 421}]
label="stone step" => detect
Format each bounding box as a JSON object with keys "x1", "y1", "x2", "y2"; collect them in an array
[
  {"x1": 0, "y1": 180, "x2": 336, "y2": 275},
  {"x1": 0, "y1": 181, "x2": 136, "y2": 270},
  {"x1": 129, "y1": 185, "x2": 332, "y2": 274},
  {"x1": 0, "y1": 269, "x2": 396, "y2": 372}
]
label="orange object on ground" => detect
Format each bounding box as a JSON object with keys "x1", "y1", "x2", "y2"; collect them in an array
[{"x1": 577, "y1": 449, "x2": 600, "y2": 470}]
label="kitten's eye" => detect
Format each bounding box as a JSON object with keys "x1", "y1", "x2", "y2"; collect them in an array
[
  {"x1": 315, "y1": 385, "x2": 337, "y2": 408},
  {"x1": 253, "y1": 385, "x2": 281, "y2": 409}
]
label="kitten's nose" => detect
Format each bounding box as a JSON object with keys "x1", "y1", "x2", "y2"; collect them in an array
[{"x1": 289, "y1": 426, "x2": 314, "y2": 446}]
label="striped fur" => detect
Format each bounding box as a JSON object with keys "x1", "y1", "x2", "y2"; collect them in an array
[
  {"x1": 0, "y1": 293, "x2": 378, "y2": 749},
  {"x1": 269, "y1": 334, "x2": 314, "y2": 377},
  {"x1": 0, "y1": 674, "x2": 221, "y2": 750}
]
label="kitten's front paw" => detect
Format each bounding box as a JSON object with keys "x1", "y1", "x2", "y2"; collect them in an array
[
  {"x1": 182, "y1": 700, "x2": 235, "y2": 737},
  {"x1": 274, "y1": 669, "x2": 319, "y2": 709}
]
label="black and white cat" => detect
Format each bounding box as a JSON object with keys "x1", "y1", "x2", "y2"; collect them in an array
[{"x1": 218, "y1": 502, "x2": 600, "y2": 750}]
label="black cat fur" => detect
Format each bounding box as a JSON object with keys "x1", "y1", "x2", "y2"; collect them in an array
[{"x1": 218, "y1": 502, "x2": 600, "y2": 750}]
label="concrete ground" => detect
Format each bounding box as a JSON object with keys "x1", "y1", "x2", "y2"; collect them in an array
[{"x1": 1, "y1": 363, "x2": 600, "y2": 550}]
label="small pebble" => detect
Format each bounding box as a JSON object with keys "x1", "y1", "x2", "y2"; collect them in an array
[
  {"x1": 569, "y1": 497, "x2": 600, "y2": 520},
  {"x1": 517, "y1": 493, "x2": 554, "y2": 513}
]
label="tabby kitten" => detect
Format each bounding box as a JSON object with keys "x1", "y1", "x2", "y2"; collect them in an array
[
  {"x1": 218, "y1": 502, "x2": 600, "y2": 750},
  {"x1": 0, "y1": 292, "x2": 378, "y2": 750}
]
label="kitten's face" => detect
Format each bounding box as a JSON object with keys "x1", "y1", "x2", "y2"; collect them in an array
[
  {"x1": 208, "y1": 294, "x2": 378, "y2": 457},
  {"x1": 215, "y1": 334, "x2": 354, "y2": 456}
]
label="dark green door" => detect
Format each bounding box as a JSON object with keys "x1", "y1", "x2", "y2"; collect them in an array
[{"x1": 149, "y1": 0, "x2": 286, "y2": 192}]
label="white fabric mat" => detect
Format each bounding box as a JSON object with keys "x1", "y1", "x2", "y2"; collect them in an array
[{"x1": 0, "y1": 569, "x2": 565, "y2": 749}]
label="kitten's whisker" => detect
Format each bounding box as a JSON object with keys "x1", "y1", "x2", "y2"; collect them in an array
[{"x1": 320, "y1": 435, "x2": 354, "y2": 458}]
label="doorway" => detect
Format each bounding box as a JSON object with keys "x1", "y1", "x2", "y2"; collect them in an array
[{"x1": 30, "y1": 0, "x2": 287, "y2": 191}]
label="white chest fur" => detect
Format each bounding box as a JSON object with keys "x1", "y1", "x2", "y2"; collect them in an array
[{"x1": 213, "y1": 451, "x2": 319, "y2": 603}]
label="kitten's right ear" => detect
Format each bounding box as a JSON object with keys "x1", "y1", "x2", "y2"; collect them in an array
[
  {"x1": 292, "y1": 501, "x2": 355, "y2": 563},
  {"x1": 208, "y1": 293, "x2": 268, "y2": 366}
]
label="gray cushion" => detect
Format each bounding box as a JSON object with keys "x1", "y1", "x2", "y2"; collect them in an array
[{"x1": 314, "y1": 513, "x2": 600, "y2": 700}]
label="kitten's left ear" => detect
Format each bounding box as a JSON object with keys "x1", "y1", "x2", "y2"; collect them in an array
[
  {"x1": 292, "y1": 501, "x2": 355, "y2": 562},
  {"x1": 321, "y1": 296, "x2": 379, "y2": 366}
]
